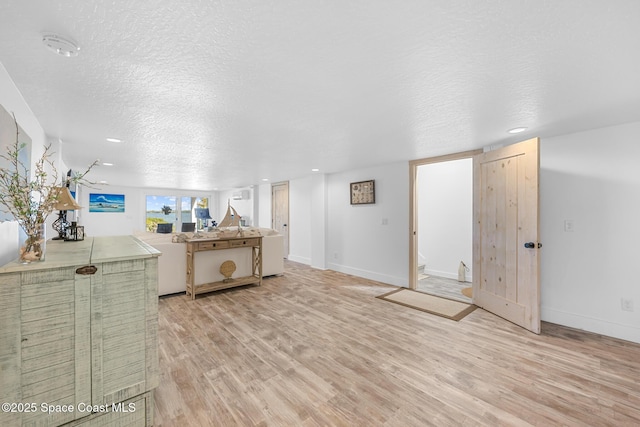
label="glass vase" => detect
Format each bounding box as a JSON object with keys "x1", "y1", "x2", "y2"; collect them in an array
[{"x1": 20, "y1": 223, "x2": 46, "y2": 263}]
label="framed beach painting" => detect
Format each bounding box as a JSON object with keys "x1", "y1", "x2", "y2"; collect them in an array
[{"x1": 89, "y1": 193, "x2": 125, "y2": 213}]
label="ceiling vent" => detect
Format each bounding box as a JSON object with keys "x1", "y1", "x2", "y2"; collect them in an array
[{"x1": 42, "y1": 34, "x2": 80, "y2": 57}]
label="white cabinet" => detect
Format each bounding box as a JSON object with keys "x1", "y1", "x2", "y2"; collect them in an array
[{"x1": 0, "y1": 236, "x2": 159, "y2": 427}]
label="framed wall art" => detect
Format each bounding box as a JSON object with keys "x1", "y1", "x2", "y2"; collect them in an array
[
  {"x1": 350, "y1": 180, "x2": 375, "y2": 205},
  {"x1": 89, "y1": 193, "x2": 125, "y2": 213}
]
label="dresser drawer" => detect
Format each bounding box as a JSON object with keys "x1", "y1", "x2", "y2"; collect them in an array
[
  {"x1": 230, "y1": 238, "x2": 259, "y2": 247},
  {"x1": 198, "y1": 240, "x2": 230, "y2": 250}
]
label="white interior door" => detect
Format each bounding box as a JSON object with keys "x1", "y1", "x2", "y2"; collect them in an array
[
  {"x1": 473, "y1": 138, "x2": 541, "y2": 333},
  {"x1": 271, "y1": 182, "x2": 289, "y2": 258}
]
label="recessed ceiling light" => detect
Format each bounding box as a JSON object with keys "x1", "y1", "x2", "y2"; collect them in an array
[
  {"x1": 106, "y1": 138, "x2": 122, "y2": 143},
  {"x1": 311, "y1": 168, "x2": 320, "y2": 172},
  {"x1": 508, "y1": 127, "x2": 527, "y2": 134},
  {"x1": 262, "y1": 178, "x2": 269, "y2": 181},
  {"x1": 42, "y1": 33, "x2": 80, "y2": 57},
  {"x1": 102, "y1": 162, "x2": 114, "y2": 166},
  {"x1": 98, "y1": 180, "x2": 108, "y2": 184}
]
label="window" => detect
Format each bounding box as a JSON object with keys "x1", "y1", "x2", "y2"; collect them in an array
[
  {"x1": 146, "y1": 195, "x2": 210, "y2": 232},
  {"x1": 182, "y1": 196, "x2": 210, "y2": 230},
  {"x1": 145, "y1": 196, "x2": 177, "y2": 232}
]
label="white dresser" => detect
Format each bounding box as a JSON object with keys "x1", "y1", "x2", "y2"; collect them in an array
[{"x1": 0, "y1": 236, "x2": 160, "y2": 426}]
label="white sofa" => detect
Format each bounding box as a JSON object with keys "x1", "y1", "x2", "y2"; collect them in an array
[{"x1": 135, "y1": 228, "x2": 284, "y2": 296}]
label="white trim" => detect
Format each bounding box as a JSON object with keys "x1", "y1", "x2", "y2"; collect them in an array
[
  {"x1": 287, "y1": 254, "x2": 310, "y2": 265},
  {"x1": 327, "y1": 262, "x2": 407, "y2": 287},
  {"x1": 542, "y1": 307, "x2": 640, "y2": 344}
]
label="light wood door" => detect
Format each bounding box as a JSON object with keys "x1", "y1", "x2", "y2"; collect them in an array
[
  {"x1": 272, "y1": 181, "x2": 289, "y2": 258},
  {"x1": 473, "y1": 137, "x2": 541, "y2": 333}
]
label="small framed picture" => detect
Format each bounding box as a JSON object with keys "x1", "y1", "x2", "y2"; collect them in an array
[{"x1": 350, "y1": 180, "x2": 375, "y2": 205}]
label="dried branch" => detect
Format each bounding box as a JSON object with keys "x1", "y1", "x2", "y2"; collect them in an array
[{"x1": 0, "y1": 113, "x2": 97, "y2": 238}]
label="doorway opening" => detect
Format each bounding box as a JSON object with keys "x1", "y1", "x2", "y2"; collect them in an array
[
  {"x1": 271, "y1": 181, "x2": 289, "y2": 259},
  {"x1": 409, "y1": 139, "x2": 541, "y2": 334},
  {"x1": 409, "y1": 151, "x2": 479, "y2": 303}
]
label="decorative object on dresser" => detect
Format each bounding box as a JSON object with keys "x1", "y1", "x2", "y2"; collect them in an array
[
  {"x1": 0, "y1": 235, "x2": 160, "y2": 426},
  {"x1": 51, "y1": 185, "x2": 82, "y2": 240},
  {"x1": 65, "y1": 221, "x2": 85, "y2": 241},
  {"x1": 350, "y1": 179, "x2": 375, "y2": 205}
]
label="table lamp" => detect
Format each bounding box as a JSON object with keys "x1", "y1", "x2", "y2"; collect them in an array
[
  {"x1": 51, "y1": 187, "x2": 82, "y2": 240},
  {"x1": 194, "y1": 208, "x2": 212, "y2": 229}
]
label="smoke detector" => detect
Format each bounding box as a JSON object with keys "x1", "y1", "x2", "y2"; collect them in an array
[{"x1": 42, "y1": 34, "x2": 80, "y2": 57}]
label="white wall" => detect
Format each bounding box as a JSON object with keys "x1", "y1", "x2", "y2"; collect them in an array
[
  {"x1": 0, "y1": 221, "x2": 19, "y2": 266},
  {"x1": 327, "y1": 162, "x2": 409, "y2": 286},
  {"x1": 540, "y1": 121, "x2": 640, "y2": 343},
  {"x1": 0, "y1": 62, "x2": 53, "y2": 264},
  {"x1": 78, "y1": 184, "x2": 214, "y2": 236},
  {"x1": 299, "y1": 127, "x2": 639, "y2": 343},
  {"x1": 417, "y1": 158, "x2": 473, "y2": 281},
  {"x1": 288, "y1": 176, "x2": 312, "y2": 264},
  {"x1": 310, "y1": 173, "x2": 328, "y2": 269},
  {"x1": 257, "y1": 183, "x2": 272, "y2": 228}
]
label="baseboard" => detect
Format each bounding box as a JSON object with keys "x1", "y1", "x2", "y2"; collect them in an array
[
  {"x1": 542, "y1": 307, "x2": 640, "y2": 344},
  {"x1": 424, "y1": 268, "x2": 472, "y2": 283},
  {"x1": 327, "y1": 262, "x2": 407, "y2": 287},
  {"x1": 282, "y1": 254, "x2": 329, "y2": 270},
  {"x1": 287, "y1": 254, "x2": 311, "y2": 265}
]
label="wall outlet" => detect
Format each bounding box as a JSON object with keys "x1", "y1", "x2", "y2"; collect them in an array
[
  {"x1": 381, "y1": 218, "x2": 388, "y2": 225},
  {"x1": 333, "y1": 252, "x2": 338, "y2": 260},
  {"x1": 621, "y1": 298, "x2": 634, "y2": 312},
  {"x1": 564, "y1": 220, "x2": 574, "y2": 232}
]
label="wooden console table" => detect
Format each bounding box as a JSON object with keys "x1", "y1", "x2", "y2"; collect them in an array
[{"x1": 186, "y1": 235, "x2": 263, "y2": 299}]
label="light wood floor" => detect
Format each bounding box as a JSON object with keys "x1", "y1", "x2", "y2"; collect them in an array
[{"x1": 154, "y1": 261, "x2": 640, "y2": 426}]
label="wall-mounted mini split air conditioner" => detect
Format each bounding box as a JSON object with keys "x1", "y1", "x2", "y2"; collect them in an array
[{"x1": 232, "y1": 190, "x2": 250, "y2": 200}]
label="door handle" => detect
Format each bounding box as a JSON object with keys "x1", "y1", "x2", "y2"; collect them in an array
[
  {"x1": 76, "y1": 265, "x2": 97, "y2": 275},
  {"x1": 524, "y1": 242, "x2": 542, "y2": 249}
]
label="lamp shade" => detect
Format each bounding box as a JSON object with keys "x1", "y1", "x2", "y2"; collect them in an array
[
  {"x1": 53, "y1": 187, "x2": 82, "y2": 211},
  {"x1": 194, "y1": 208, "x2": 211, "y2": 220}
]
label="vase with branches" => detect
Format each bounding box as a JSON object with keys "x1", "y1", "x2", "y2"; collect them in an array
[{"x1": 0, "y1": 114, "x2": 97, "y2": 262}]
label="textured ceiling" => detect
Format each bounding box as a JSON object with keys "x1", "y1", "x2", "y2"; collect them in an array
[{"x1": 0, "y1": 0, "x2": 639, "y2": 191}]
